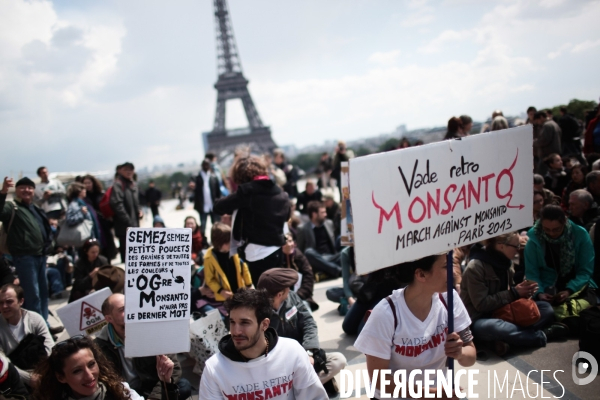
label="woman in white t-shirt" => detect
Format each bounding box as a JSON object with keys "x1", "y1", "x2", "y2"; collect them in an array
[{"x1": 354, "y1": 254, "x2": 476, "y2": 400}]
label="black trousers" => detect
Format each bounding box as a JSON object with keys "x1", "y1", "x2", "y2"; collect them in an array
[{"x1": 245, "y1": 248, "x2": 282, "y2": 283}]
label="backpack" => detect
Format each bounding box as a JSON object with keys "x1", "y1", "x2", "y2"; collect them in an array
[
  {"x1": 99, "y1": 186, "x2": 115, "y2": 218},
  {"x1": 364, "y1": 293, "x2": 448, "y2": 328},
  {"x1": 579, "y1": 306, "x2": 600, "y2": 362},
  {"x1": 99, "y1": 180, "x2": 124, "y2": 219}
]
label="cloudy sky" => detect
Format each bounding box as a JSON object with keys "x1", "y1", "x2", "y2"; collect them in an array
[{"x1": 1, "y1": 0, "x2": 599, "y2": 178}]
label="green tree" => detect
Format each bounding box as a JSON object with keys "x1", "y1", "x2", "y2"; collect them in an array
[
  {"x1": 378, "y1": 138, "x2": 399, "y2": 152},
  {"x1": 546, "y1": 98, "x2": 597, "y2": 121},
  {"x1": 291, "y1": 152, "x2": 323, "y2": 173},
  {"x1": 355, "y1": 146, "x2": 372, "y2": 157}
]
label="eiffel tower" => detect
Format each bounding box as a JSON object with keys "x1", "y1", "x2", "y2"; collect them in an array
[{"x1": 203, "y1": 0, "x2": 277, "y2": 159}]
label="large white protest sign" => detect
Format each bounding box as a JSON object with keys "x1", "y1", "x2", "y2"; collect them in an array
[
  {"x1": 56, "y1": 288, "x2": 111, "y2": 337},
  {"x1": 125, "y1": 228, "x2": 191, "y2": 357},
  {"x1": 349, "y1": 126, "x2": 533, "y2": 274}
]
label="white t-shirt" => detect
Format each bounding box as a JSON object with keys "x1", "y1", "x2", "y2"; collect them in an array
[
  {"x1": 199, "y1": 336, "x2": 327, "y2": 399},
  {"x1": 354, "y1": 289, "x2": 471, "y2": 399},
  {"x1": 9, "y1": 318, "x2": 25, "y2": 343}
]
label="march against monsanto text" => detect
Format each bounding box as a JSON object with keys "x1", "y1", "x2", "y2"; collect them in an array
[
  {"x1": 372, "y1": 152, "x2": 522, "y2": 250},
  {"x1": 125, "y1": 228, "x2": 191, "y2": 323}
]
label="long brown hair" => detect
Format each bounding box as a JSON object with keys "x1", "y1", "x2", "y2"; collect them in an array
[{"x1": 34, "y1": 336, "x2": 130, "y2": 400}]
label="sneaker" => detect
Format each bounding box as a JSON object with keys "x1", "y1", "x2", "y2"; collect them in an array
[
  {"x1": 543, "y1": 322, "x2": 570, "y2": 342},
  {"x1": 50, "y1": 292, "x2": 63, "y2": 300},
  {"x1": 338, "y1": 297, "x2": 349, "y2": 316},
  {"x1": 494, "y1": 341, "x2": 510, "y2": 357}
]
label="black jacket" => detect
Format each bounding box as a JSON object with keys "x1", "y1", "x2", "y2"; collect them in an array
[
  {"x1": 94, "y1": 327, "x2": 181, "y2": 399},
  {"x1": 194, "y1": 171, "x2": 221, "y2": 213},
  {"x1": 269, "y1": 291, "x2": 319, "y2": 349},
  {"x1": 109, "y1": 176, "x2": 140, "y2": 237},
  {"x1": 296, "y1": 190, "x2": 322, "y2": 214},
  {"x1": 145, "y1": 187, "x2": 162, "y2": 205},
  {"x1": 214, "y1": 180, "x2": 290, "y2": 247}
]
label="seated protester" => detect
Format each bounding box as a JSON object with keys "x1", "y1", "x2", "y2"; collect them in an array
[
  {"x1": 354, "y1": 254, "x2": 476, "y2": 400},
  {"x1": 184, "y1": 216, "x2": 203, "y2": 265},
  {"x1": 543, "y1": 153, "x2": 569, "y2": 197},
  {"x1": 452, "y1": 245, "x2": 472, "y2": 294},
  {"x1": 66, "y1": 182, "x2": 100, "y2": 244},
  {"x1": 0, "y1": 351, "x2": 29, "y2": 399},
  {"x1": 203, "y1": 223, "x2": 253, "y2": 312},
  {"x1": 199, "y1": 289, "x2": 328, "y2": 399},
  {"x1": 568, "y1": 189, "x2": 600, "y2": 230},
  {"x1": 323, "y1": 195, "x2": 339, "y2": 225},
  {"x1": 533, "y1": 190, "x2": 545, "y2": 222},
  {"x1": 69, "y1": 239, "x2": 110, "y2": 303},
  {"x1": 34, "y1": 335, "x2": 177, "y2": 400},
  {"x1": 94, "y1": 294, "x2": 191, "y2": 400},
  {"x1": 152, "y1": 215, "x2": 165, "y2": 228},
  {"x1": 342, "y1": 264, "x2": 404, "y2": 336},
  {"x1": 213, "y1": 155, "x2": 290, "y2": 282},
  {"x1": 534, "y1": 174, "x2": 560, "y2": 206},
  {"x1": 326, "y1": 246, "x2": 357, "y2": 316},
  {"x1": 0, "y1": 284, "x2": 54, "y2": 386},
  {"x1": 280, "y1": 233, "x2": 318, "y2": 311},
  {"x1": 257, "y1": 269, "x2": 346, "y2": 396},
  {"x1": 586, "y1": 170, "x2": 600, "y2": 205},
  {"x1": 296, "y1": 201, "x2": 341, "y2": 278},
  {"x1": 460, "y1": 233, "x2": 567, "y2": 357},
  {"x1": 561, "y1": 163, "x2": 587, "y2": 209},
  {"x1": 296, "y1": 181, "x2": 322, "y2": 216},
  {"x1": 525, "y1": 205, "x2": 598, "y2": 329},
  {"x1": 190, "y1": 265, "x2": 228, "y2": 319}
]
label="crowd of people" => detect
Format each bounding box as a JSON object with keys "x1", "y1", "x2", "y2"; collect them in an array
[{"x1": 0, "y1": 100, "x2": 598, "y2": 399}]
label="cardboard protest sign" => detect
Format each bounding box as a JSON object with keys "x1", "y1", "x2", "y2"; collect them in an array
[
  {"x1": 340, "y1": 162, "x2": 354, "y2": 246},
  {"x1": 56, "y1": 288, "x2": 111, "y2": 337},
  {"x1": 349, "y1": 126, "x2": 533, "y2": 274},
  {"x1": 124, "y1": 228, "x2": 192, "y2": 357}
]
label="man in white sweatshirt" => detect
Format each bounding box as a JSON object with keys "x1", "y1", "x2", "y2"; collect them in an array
[
  {"x1": 199, "y1": 288, "x2": 327, "y2": 400},
  {"x1": 0, "y1": 284, "x2": 54, "y2": 386}
]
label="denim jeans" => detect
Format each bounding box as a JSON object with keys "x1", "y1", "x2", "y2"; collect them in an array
[
  {"x1": 199, "y1": 211, "x2": 220, "y2": 240},
  {"x1": 12, "y1": 255, "x2": 48, "y2": 321},
  {"x1": 471, "y1": 301, "x2": 555, "y2": 348},
  {"x1": 46, "y1": 267, "x2": 64, "y2": 296},
  {"x1": 304, "y1": 248, "x2": 342, "y2": 277}
]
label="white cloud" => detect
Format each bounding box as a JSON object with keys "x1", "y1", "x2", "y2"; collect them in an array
[
  {"x1": 572, "y1": 38, "x2": 600, "y2": 53},
  {"x1": 547, "y1": 43, "x2": 572, "y2": 59},
  {"x1": 401, "y1": 0, "x2": 435, "y2": 27},
  {"x1": 368, "y1": 50, "x2": 402, "y2": 66},
  {"x1": 418, "y1": 30, "x2": 471, "y2": 54}
]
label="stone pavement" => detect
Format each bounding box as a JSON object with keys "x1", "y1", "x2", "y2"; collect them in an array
[{"x1": 47, "y1": 199, "x2": 599, "y2": 399}]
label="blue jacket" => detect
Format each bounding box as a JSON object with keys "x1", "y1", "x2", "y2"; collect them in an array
[{"x1": 525, "y1": 223, "x2": 597, "y2": 297}]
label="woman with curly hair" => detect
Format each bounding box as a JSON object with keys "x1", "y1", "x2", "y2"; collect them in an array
[
  {"x1": 34, "y1": 335, "x2": 177, "y2": 400},
  {"x1": 214, "y1": 155, "x2": 290, "y2": 282}
]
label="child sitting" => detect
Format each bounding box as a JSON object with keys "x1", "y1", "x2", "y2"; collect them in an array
[{"x1": 194, "y1": 223, "x2": 253, "y2": 316}]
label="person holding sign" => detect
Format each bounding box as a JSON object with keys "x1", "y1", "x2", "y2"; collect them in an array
[
  {"x1": 213, "y1": 155, "x2": 290, "y2": 282},
  {"x1": 33, "y1": 335, "x2": 179, "y2": 400},
  {"x1": 354, "y1": 254, "x2": 476, "y2": 399},
  {"x1": 94, "y1": 294, "x2": 192, "y2": 400}
]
